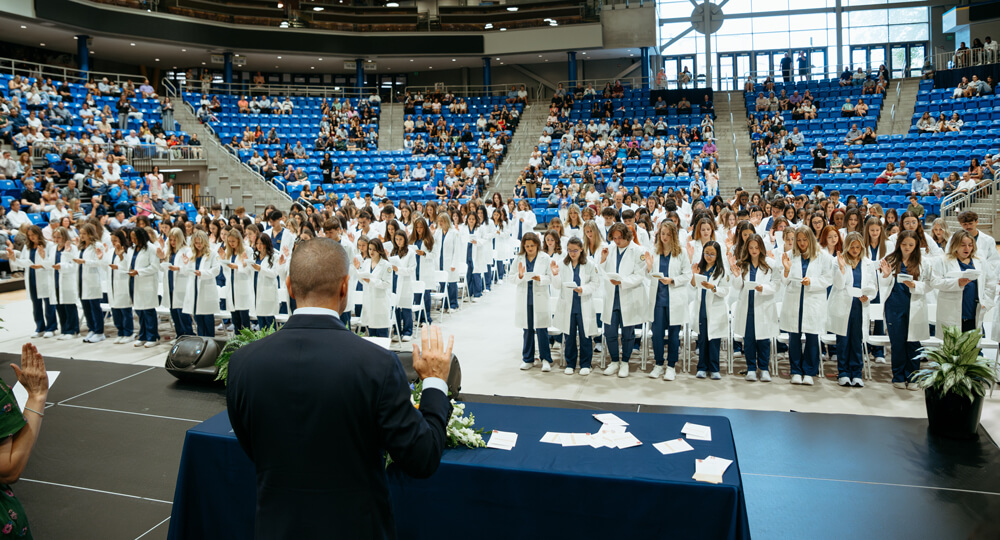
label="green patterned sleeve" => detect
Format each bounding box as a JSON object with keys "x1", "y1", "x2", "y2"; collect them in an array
[{"x1": 0, "y1": 380, "x2": 26, "y2": 440}]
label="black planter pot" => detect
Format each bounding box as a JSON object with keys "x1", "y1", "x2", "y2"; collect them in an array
[{"x1": 924, "y1": 389, "x2": 985, "y2": 440}]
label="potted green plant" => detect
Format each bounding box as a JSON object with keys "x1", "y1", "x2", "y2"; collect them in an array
[
  {"x1": 215, "y1": 326, "x2": 278, "y2": 385},
  {"x1": 909, "y1": 326, "x2": 997, "y2": 440}
]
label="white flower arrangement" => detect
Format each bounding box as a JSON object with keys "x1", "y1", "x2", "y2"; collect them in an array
[{"x1": 387, "y1": 381, "x2": 485, "y2": 468}]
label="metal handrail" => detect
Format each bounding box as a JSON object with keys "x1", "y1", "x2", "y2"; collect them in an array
[
  {"x1": 173, "y1": 79, "x2": 382, "y2": 100},
  {"x1": 554, "y1": 76, "x2": 690, "y2": 92},
  {"x1": 939, "y1": 177, "x2": 998, "y2": 219},
  {"x1": 0, "y1": 56, "x2": 147, "y2": 87},
  {"x1": 925, "y1": 46, "x2": 1000, "y2": 72},
  {"x1": 739, "y1": 68, "x2": 880, "y2": 87},
  {"x1": 400, "y1": 83, "x2": 534, "y2": 101}
]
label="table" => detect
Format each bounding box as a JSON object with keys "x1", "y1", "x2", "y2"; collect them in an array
[{"x1": 168, "y1": 403, "x2": 750, "y2": 539}]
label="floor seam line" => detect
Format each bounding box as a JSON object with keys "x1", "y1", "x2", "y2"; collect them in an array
[
  {"x1": 19, "y1": 478, "x2": 173, "y2": 504},
  {"x1": 742, "y1": 472, "x2": 1000, "y2": 496},
  {"x1": 57, "y1": 403, "x2": 204, "y2": 423},
  {"x1": 58, "y1": 367, "x2": 157, "y2": 404}
]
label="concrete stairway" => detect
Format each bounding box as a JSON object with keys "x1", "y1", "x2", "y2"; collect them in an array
[
  {"x1": 173, "y1": 102, "x2": 291, "y2": 214},
  {"x1": 489, "y1": 101, "x2": 548, "y2": 198},
  {"x1": 379, "y1": 102, "x2": 405, "y2": 151},
  {"x1": 714, "y1": 91, "x2": 754, "y2": 196},
  {"x1": 876, "y1": 78, "x2": 921, "y2": 136}
]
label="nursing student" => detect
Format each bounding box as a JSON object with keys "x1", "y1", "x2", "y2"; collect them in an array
[
  {"x1": 463, "y1": 212, "x2": 486, "y2": 301},
  {"x1": 7, "y1": 226, "x2": 56, "y2": 337},
  {"x1": 437, "y1": 214, "x2": 463, "y2": 310},
  {"x1": 159, "y1": 228, "x2": 194, "y2": 338},
  {"x1": 50, "y1": 227, "x2": 81, "y2": 340},
  {"x1": 514, "y1": 199, "x2": 537, "y2": 241},
  {"x1": 250, "y1": 233, "x2": 281, "y2": 330},
  {"x1": 390, "y1": 229, "x2": 416, "y2": 341},
  {"x1": 829, "y1": 232, "x2": 878, "y2": 387},
  {"x1": 933, "y1": 230, "x2": 995, "y2": 333},
  {"x1": 222, "y1": 229, "x2": 254, "y2": 332},
  {"x1": 731, "y1": 233, "x2": 778, "y2": 382},
  {"x1": 863, "y1": 217, "x2": 889, "y2": 363},
  {"x1": 550, "y1": 237, "x2": 598, "y2": 376},
  {"x1": 691, "y1": 240, "x2": 730, "y2": 379},
  {"x1": 107, "y1": 230, "x2": 135, "y2": 343},
  {"x1": 598, "y1": 223, "x2": 645, "y2": 378},
  {"x1": 878, "y1": 230, "x2": 931, "y2": 390},
  {"x1": 779, "y1": 226, "x2": 833, "y2": 386},
  {"x1": 515, "y1": 232, "x2": 554, "y2": 371},
  {"x1": 128, "y1": 228, "x2": 161, "y2": 348},
  {"x1": 359, "y1": 239, "x2": 392, "y2": 338},
  {"x1": 183, "y1": 230, "x2": 222, "y2": 338},
  {"x1": 75, "y1": 223, "x2": 111, "y2": 343},
  {"x1": 645, "y1": 221, "x2": 691, "y2": 381},
  {"x1": 410, "y1": 217, "x2": 438, "y2": 324}
]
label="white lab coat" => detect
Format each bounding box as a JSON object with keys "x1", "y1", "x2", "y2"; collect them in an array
[
  {"x1": 52, "y1": 246, "x2": 80, "y2": 305},
  {"x1": 877, "y1": 261, "x2": 932, "y2": 342},
  {"x1": 827, "y1": 258, "x2": 878, "y2": 337},
  {"x1": 597, "y1": 243, "x2": 646, "y2": 327},
  {"x1": 222, "y1": 252, "x2": 254, "y2": 311},
  {"x1": 438, "y1": 229, "x2": 464, "y2": 282},
  {"x1": 360, "y1": 258, "x2": 393, "y2": 329},
  {"x1": 779, "y1": 253, "x2": 834, "y2": 335},
  {"x1": 644, "y1": 251, "x2": 692, "y2": 326},
  {"x1": 252, "y1": 254, "x2": 281, "y2": 317},
  {"x1": 108, "y1": 249, "x2": 133, "y2": 309},
  {"x1": 160, "y1": 247, "x2": 191, "y2": 311},
  {"x1": 945, "y1": 230, "x2": 1000, "y2": 268},
  {"x1": 887, "y1": 231, "x2": 943, "y2": 258},
  {"x1": 513, "y1": 210, "x2": 537, "y2": 239},
  {"x1": 933, "y1": 257, "x2": 996, "y2": 329},
  {"x1": 690, "y1": 270, "x2": 731, "y2": 340},
  {"x1": 78, "y1": 244, "x2": 110, "y2": 301},
  {"x1": 183, "y1": 253, "x2": 222, "y2": 316},
  {"x1": 513, "y1": 252, "x2": 551, "y2": 329},
  {"x1": 13, "y1": 244, "x2": 55, "y2": 299},
  {"x1": 127, "y1": 246, "x2": 160, "y2": 311},
  {"x1": 412, "y1": 237, "x2": 439, "y2": 289},
  {"x1": 552, "y1": 260, "x2": 599, "y2": 338},
  {"x1": 462, "y1": 225, "x2": 489, "y2": 273},
  {"x1": 732, "y1": 259, "x2": 780, "y2": 340},
  {"x1": 390, "y1": 250, "x2": 416, "y2": 302}
]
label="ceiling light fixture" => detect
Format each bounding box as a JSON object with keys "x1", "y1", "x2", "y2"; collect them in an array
[
  {"x1": 506, "y1": 6, "x2": 518, "y2": 11},
  {"x1": 277, "y1": 56, "x2": 282, "y2": 59},
  {"x1": 386, "y1": 1, "x2": 399, "y2": 6},
  {"x1": 313, "y1": 6, "x2": 324, "y2": 10},
  {"x1": 277, "y1": 2, "x2": 283, "y2": 7},
  {"x1": 452, "y1": 59, "x2": 456, "y2": 62},
  {"x1": 130, "y1": 43, "x2": 136, "y2": 46},
  {"x1": 500, "y1": 28, "x2": 507, "y2": 31},
  {"x1": 484, "y1": 23, "x2": 493, "y2": 29},
  {"x1": 20, "y1": 25, "x2": 26, "y2": 29},
  {"x1": 39, "y1": 43, "x2": 45, "y2": 47},
  {"x1": 155, "y1": 58, "x2": 160, "y2": 61},
  {"x1": 318, "y1": 58, "x2": 323, "y2": 61},
  {"x1": 182, "y1": 49, "x2": 187, "y2": 52}
]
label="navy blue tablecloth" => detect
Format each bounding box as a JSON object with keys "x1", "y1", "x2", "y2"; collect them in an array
[{"x1": 168, "y1": 403, "x2": 750, "y2": 539}]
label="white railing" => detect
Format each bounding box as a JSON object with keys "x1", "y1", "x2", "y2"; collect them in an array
[
  {"x1": 400, "y1": 83, "x2": 535, "y2": 101},
  {"x1": 926, "y1": 46, "x2": 1000, "y2": 72},
  {"x1": 171, "y1": 78, "x2": 382, "y2": 101},
  {"x1": 133, "y1": 145, "x2": 206, "y2": 161},
  {"x1": 939, "y1": 177, "x2": 998, "y2": 222},
  {"x1": 0, "y1": 56, "x2": 147, "y2": 87}
]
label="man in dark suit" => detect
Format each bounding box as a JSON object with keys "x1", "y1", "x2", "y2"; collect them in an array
[{"x1": 227, "y1": 238, "x2": 454, "y2": 539}]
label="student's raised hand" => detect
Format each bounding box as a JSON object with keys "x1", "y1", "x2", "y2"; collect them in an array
[
  {"x1": 837, "y1": 253, "x2": 846, "y2": 273},
  {"x1": 782, "y1": 252, "x2": 791, "y2": 271},
  {"x1": 686, "y1": 242, "x2": 695, "y2": 258},
  {"x1": 600, "y1": 246, "x2": 609, "y2": 264},
  {"x1": 550, "y1": 260, "x2": 559, "y2": 275},
  {"x1": 518, "y1": 262, "x2": 525, "y2": 279},
  {"x1": 879, "y1": 259, "x2": 891, "y2": 278},
  {"x1": 645, "y1": 256, "x2": 653, "y2": 273}
]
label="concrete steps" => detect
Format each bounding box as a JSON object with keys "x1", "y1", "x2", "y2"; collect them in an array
[
  {"x1": 876, "y1": 78, "x2": 921, "y2": 136},
  {"x1": 714, "y1": 91, "x2": 754, "y2": 195},
  {"x1": 380, "y1": 102, "x2": 404, "y2": 151},
  {"x1": 490, "y1": 101, "x2": 549, "y2": 197}
]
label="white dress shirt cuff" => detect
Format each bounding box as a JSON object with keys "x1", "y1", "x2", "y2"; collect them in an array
[{"x1": 421, "y1": 377, "x2": 449, "y2": 397}]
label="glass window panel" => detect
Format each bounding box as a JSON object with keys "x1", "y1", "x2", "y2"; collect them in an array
[
  {"x1": 889, "y1": 23, "x2": 928, "y2": 42},
  {"x1": 752, "y1": 15, "x2": 790, "y2": 33},
  {"x1": 847, "y1": 0, "x2": 886, "y2": 5},
  {"x1": 717, "y1": 16, "x2": 752, "y2": 36},
  {"x1": 788, "y1": 13, "x2": 829, "y2": 30},
  {"x1": 715, "y1": 34, "x2": 748, "y2": 52},
  {"x1": 752, "y1": 0, "x2": 789, "y2": 12},
  {"x1": 888, "y1": 7, "x2": 927, "y2": 24},
  {"x1": 848, "y1": 9, "x2": 887, "y2": 27},
  {"x1": 790, "y1": 29, "x2": 827, "y2": 48},
  {"x1": 723, "y1": 0, "x2": 752, "y2": 14},
  {"x1": 756, "y1": 32, "x2": 792, "y2": 50},
  {"x1": 849, "y1": 25, "x2": 889, "y2": 45}
]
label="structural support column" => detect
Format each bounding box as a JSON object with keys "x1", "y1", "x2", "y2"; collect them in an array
[
  {"x1": 482, "y1": 57, "x2": 492, "y2": 92},
  {"x1": 835, "y1": 0, "x2": 844, "y2": 74},
  {"x1": 640, "y1": 47, "x2": 651, "y2": 89},
  {"x1": 76, "y1": 35, "x2": 90, "y2": 75},
  {"x1": 567, "y1": 51, "x2": 577, "y2": 88},
  {"x1": 356, "y1": 58, "x2": 365, "y2": 93},
  {"x1": 223, "y1": 52, "x2": 233, "y2": 90}
]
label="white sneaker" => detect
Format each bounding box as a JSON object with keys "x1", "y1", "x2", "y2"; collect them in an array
[
  {"x1": 759, "y1": 370, "x2": 771, "y2": 382},
  {"x1": 89, "y1": 333, "x2": 106, "y2": 343},
  {"x1": 851, "y1": 378, "x2": 864, "y2": 387},
  {"x1": 892, "y1": 381, "x2": 906, "y2": 389},
  {"x1": 603, "y1": 362, "x2": 620, "y2": 376},
  {"x1": 593, "y1": 343, "x2": 603, "y2": 353},
  {"x1": 30, "y1": 332, "x2": 43, "y2": 338},
  {"x1": 875, "y1": 357, "x2": 886, "y2": 364},
  {"x1": 618, "y1": 362, "x2": 629, "y2": 378},
  {"x1": 791, "y1": 374, "x2": 803, "y2": 385},
  {"x1": 746, "y1": 371, "x2": 758, "y2": 382},
  {"x1": 541, "y1": 361, "x2": 552, "y2": 372},
  {"x1": 648, "y1": 365, "x2": 664, "y2": 379},
  {"x1": 579, "y1": 367, "x2": 591, "y2": 376},
  {"x1": 133, "y1": 340, "x2": 145, "y2": 347},
  {"x1": 803, "y1": 376, "x2": 815, "y2": 386},
  {"x1": 402, "y1": 335, "x2": 412, "y2": 342},
  {"x1": 906, "y1": 383, "x2": 919, "y2": 391},
  {"x1": 664, "y1": 366, "x2": 676, "y2": 381},
  {"x1": 838, "y1": 377, "x2": 851, "y2": 386},
  {"x1": 520, "y1": 362, "x2": 533, "y2": 371},
  {"x1": 696, "y1": 371, "x2": 707, "y2": 379},
  {"x1": 42, "y1": 332, "x2": 54, "y2": 338},
  {"x1": 120, "y1": 336, "x2": 135, "y2": 344},
  {"x1": 85, "y1": 332, "x2": 95, "y2": 340},
  {"x1": 144, "y1": 341, "x2": 158, "y2": 348},
  {"x1": 564, "y1": 367, "x2": 574, "y2": 375},
  {"x1": 58, "y1": 333, "x2": 76, "y2": 341},
  {"x1": 710, "y1": 372, "x2": 722, "y2": 380}
]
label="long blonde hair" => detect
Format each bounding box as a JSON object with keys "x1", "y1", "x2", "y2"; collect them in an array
[
  {"x1": 792, "y1": 225, "x2": 820, "y2": 260},
  {"x1": 191, "y1": 230, "x2": 211, "y2": 258},
  {"x1": 842, "y1": 232, "x2": 864, "y2": 268},
  {"x1": 166, "y1": 227, "x2": 186, "y2": 258},
  {"x1": 654, "y1": 221, "x2": 681, "y2": 257},
  {"x1": 582, "y1": 220, "x2": 603, "y2": 255},
  {"x1": 225, "y1": 228, "x2": 246, "y2": 258}
]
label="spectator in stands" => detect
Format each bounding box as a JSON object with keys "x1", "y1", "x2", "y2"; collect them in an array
[
  {"x1": 852, "y1": 68, "x2": 866, "y2": 85},
  {"x1": 20, "y1": 178, "x2": 44, "y2": 213},
  {"x1": 781, "y1": 53, "x2": 793, "y2": 82},
  {"x1": 911, "y1": 171, "x2": 929, "y2": 196},
  {"x1": 955, "y1": 172, "x2": 977, "y2": 193},
  {"x1": 844, "y1": 123, "x2": 863, "y2": 145},
  {"x1": 238, "y1": 96, "x2": 249, "y2": 114},
  {"x1": 139, "y1": 79, "x2": 156, "y2": 99},
  {"x1": 945, "y1": 113, "x2": 964, "y2": 132},
  {"x1": 905, "y1": 195, "x2": 924, "y2": 219},
  {"x1": 754, "y1": 93, "x2": 769, "y2": 112},
  {"x1": 955, "y1": 42, "x2": 971, "y2": 67},
  {"x1": 839, "y1": 66, "x2": 853, "y2": 87},
  {"x1": 952, "y1": 77, "x2": 971, "y2": 99},
  {"x1": 810, "y1": 142, "x2": 828, "y2": 173},
  {"x1": 854, "y1": 98, "x2": 868, "y2": 117},
  {"x1": 677, "y1": 96, "x2": 691, "y2": 114},
  {"x1": 860, "y1": 127, "x2": 877, "y2": 145},
  {"x1": 800, "y1": 99, "x2": 817, "y2": 120},
  {"x1": 916, "y1": 112, "x2": 936, "y2": 133},
  {"x1": 985, "y1": 36, "x2": 999, "y2": 63},
  {"x1": 876, "y1": 163, "x2": 896, "y2": 185},
  {"x1": 280, "y1": 97, "x2": 294, "y2": 115},
  {"x1": 679, "y1": 67, "x2": 693, "y2": 88},
  {"x1": 702, "y1": 95, "x2": 714, "y2": 116},
  {"x1": 828, "y1": 151, "x2": 844, "y2": 173},
  {"x1": 840, "y1": 98, "x2": 854, "y2": 117}
]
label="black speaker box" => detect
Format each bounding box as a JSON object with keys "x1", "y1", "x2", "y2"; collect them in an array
[
  {"x1": 165, "y1": 336, "x2": 224, "y2": 383},
  {"x1": 394, "y1": 351, "x2": 462, "y2": 399}
]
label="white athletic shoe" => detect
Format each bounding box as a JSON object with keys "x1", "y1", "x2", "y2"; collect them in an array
[
  {"x1": 851, "y1": 378, "x2": 864, "y2": 387},
  {"x1": 133, "y1": 340, "x2": 145, "y2": 347},
  {"x1": 564, "y1": 367, "x2": 574, "y2": 375},
  {"x1": 838, "y1": 377, "x2": 851, "y2": 386},
  {"x1": 402, "y1": 335, "x2": 412, "y2": 342},
  {"x1": 593, "y1": 343, "x2": 603, "y2": 353},
  {"x1": 30, "y1": 332, "x2": 43, "y2": 338},
  {"x1": 579, "y1": 368, "x2": 591, "y2": 376},
  {"x1": 696, "y1": 371, "x2": 707, "y2": 379},
  {"x1": 89, "y1": 333, "x2": 106, "y2": 343},
  {"x1": 42, "y1": 332, "x2": 54, "y2": 338},
  {"x1": 710, "y1": 372, "x2": 722, "y2": 380},
  {"x1": 875, "y1": 357, "x2": 886, "y2": 364},
  {"x1": 144, "y1": 341, "x2": 158, "y2": 348},
  {"x1": 603, "y1": 362, "x2": 620, "y2": 376},
  {"x1": 746, "y1": 371, "x2": 758, "y2": 382},
  {"x1": 892, "y1": 381, "x2": 906, "y2": 389},
  {"x1": 664, "y1": 366, "x2": 676, "y2": 381},
  {"x1": 802, "y1": 376, "x2": 815, "y2": 386},
  {"x1": 618, "y1": 362, "x2": 629, "y2": 378},
  {"x1": 85, "y1": 332, "x2": 95, "y2": 340},
  {"x1": 520, "y1": 362, "x2": 534, "y2": 371},
  {"x1": 759, "y1": 370, "x2": 771, "y2": 382},
  {"x1": 791, "y1": 374, "x2": 803, "y2": 385},
  {"x1": 648, "y1": 365, "x2": 664, "y2": 379},
  {"x1": 58, "y1": 333, "x2": 76, "y2": 341},
  {"x1": 541, "y1": 361, "x2": 552, "y2": 372},
  {"x1": 120, "y1": 336, "x2": 135, "y2": 344},
  {"x1": 906, "y1": 383, "x2": 919, "y2": 391}
]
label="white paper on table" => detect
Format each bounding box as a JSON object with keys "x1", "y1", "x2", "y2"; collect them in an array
[
  {"x1": 561, "y1": 433, "x2": 593, "y2": 447},
  {"x1": 540, "y1": 432, "x2": 565, "y2": 445},
  {"x1": 692, "y1": 456, "x2": 733, "y2": 484},
  {"x1": 597, "y1": 423, "x2": 627, "y2": 435},
  {"x1": 653, "y1": 438, "x2": 695, "y2": 455},
  {"x1": 13, "y1": 371, "x2": 58, "y2": 412},
  {"x1": 681, "y1": 422, "x2": 712, "y2": 441},
  {"x1": 612, "y1": 432, "x2": 642, "y2": 449},
  {"x1": 563, "y1": 281, "x2": 578, "y2": 289},
  {"x1": 593, "y1": 413, "x2": 629, "y2": 426},
  {"x1": 850, "y1": 287, "x2": 864, "y2": 298},
  {"x1": 897, "y1": 274, "x2": 914, "y2": 282},
  {"x1": 486, "y1": 430, "x2": 518, "y2": 450}
]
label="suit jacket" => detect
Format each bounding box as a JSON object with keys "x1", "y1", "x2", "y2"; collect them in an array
[{"x1": 227, "y1": 314, "x2": 452, "y2": 539}]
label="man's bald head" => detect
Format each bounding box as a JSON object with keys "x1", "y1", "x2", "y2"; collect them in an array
[{"x1": 287, "y1": 238, "x2": 349, "y2": 310}]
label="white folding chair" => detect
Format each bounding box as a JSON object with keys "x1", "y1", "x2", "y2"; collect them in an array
[
  {"x1": 429, "y1": 270, "x2": 451, "y2": 320},
  {"x1": 388, "y1": 291, "x2": 402, "y2": 342},
  {"x1": 411, "y1": 280, "x2": 427, "y2": 326},
  {"x1": 864, "y1": 303, "x2": 891, "y2": 380},
  {"x1": 819, "y1": 333, "x2": 839, "y2": 378}
]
